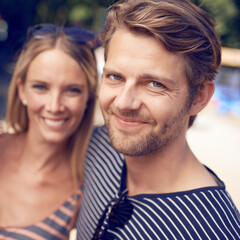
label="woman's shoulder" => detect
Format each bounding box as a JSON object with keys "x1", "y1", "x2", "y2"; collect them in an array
[
  {"x1": 0, "y1": 132, "x2": 20, "y2": 163},
  {"x1": 0, "y1": 132, "x2": 11, "y2": 147},
  {"x1": 0, "y1": 120, "x2": 7, "y2": 134},
  {"x1": 0, "y1": 131, "x2": 16, "y2": 142},
  {"x1": 0, "y1": 121, "x2": 10, "y2": 142}
]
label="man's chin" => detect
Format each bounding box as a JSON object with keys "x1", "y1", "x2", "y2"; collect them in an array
[{"x1": 109, "y1": 135, "x2": 150, "y2": 157}]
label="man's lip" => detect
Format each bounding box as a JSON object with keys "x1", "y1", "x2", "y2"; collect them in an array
[{"x1": 114, "y1": 114, "x2": 147, "y2": 125}]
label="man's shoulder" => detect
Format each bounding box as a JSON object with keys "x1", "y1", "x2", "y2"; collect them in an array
[
  {"x1": 86, "y1": 125, "x2": 124, "y2": 169},
  {"x1": 91, "y1": 125, "x2": 108, "y2": 140},
  {"x1": 88, "y1": 125, "x2": 110, "y2": 145},
  {"x1": 78, "y1": 126, "x2": 125, "y2": 239},
  {"x1": 122, "y1": 187, "x2": 240, "y2": 239}
]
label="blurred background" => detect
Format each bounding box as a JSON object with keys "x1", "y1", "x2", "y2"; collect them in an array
[{"x1": 0, "y1": 0, "x2": 239, "y2": 209}]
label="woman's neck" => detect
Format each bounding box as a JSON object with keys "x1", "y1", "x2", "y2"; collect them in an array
[{"x1": 14, "y1": 132, "x2": 69, "y2": 176}]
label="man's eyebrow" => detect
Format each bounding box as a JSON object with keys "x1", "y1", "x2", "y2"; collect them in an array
[
  {"x1": 103, "y1": 68, "x2": 177, "y2": 86},
  {"x1": 103, "y1": 67, "x2": 119, "y2": 74},
  {"x1": 138, "y1": 73, "x2": 176, "y2": 86}
]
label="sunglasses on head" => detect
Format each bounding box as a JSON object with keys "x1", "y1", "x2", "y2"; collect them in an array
[{"x1": 26, "y1": 23, "x2": 100, "y2": 48}]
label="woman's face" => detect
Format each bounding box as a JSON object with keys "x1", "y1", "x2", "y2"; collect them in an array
[{"x1": 18, "y1": 48, "x2": 89, "y2": 145}]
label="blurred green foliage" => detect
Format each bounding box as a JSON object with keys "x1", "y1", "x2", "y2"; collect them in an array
[
  {"x1": 0, "y1": 0, "x2": 239, "y2": 48},
  {"x1": 191, "y1": 0, "x2": 240, "y2": 48},
  {"x1": 33, "y1": 0, "x2": 118, "y2": 31}
]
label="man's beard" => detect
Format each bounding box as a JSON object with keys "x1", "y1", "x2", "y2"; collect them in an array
[{"x1": 104, "y1": 96, "x2": 192, "y2": 157}]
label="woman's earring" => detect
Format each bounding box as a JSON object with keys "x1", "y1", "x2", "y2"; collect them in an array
[{"x1": 22, "y1": 100, "x2": 27, "y2": 106}]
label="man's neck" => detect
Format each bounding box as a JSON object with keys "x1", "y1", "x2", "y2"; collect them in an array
[{"x1": 125, "y1": 139, "x2": 217, "y2": 196}]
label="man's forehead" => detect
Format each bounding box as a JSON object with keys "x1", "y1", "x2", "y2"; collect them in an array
[{"x1": 105, "y1": 29, "x2": 186, "y2": 84}]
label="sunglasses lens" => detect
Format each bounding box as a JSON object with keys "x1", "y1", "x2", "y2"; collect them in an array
[
  {"x1": 28, "y1": 24, "x2": 56, "y2": 39},
  {"x1": 65, "y1": 27, "x2": 95, "y2": 43},
  {"x1": 27, "y1": 24, "x2": 96, "y2": 45}
]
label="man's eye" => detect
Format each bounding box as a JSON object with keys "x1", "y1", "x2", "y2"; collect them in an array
[
  {"x1": 148, "y1": 81, "x2": 164, "y2": 88},
  {"x1": 109, "y1": 74, "x2": 122, "y2": 81}
]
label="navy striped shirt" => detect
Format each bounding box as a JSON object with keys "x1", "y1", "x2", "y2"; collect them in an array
[{"x1": 76, "y1": 126, "x2": 240, "y2": 239}]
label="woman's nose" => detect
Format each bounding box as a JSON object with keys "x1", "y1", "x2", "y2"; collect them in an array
[{"x1": 46, "y1": 92, "x2": 65, "y2": 113}]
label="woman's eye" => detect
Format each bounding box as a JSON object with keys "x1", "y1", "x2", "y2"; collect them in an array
[
  {"x1": 109, "y1": 74, "x2": 122, "y2": 81},
  {"x1": 148, "y1": 81, "x2": 164, "y2": 88},
  {"x1": 68, "y1": 88, "x2": 81, "y2": 93},
  {"x1": 32, "y1": 84, "x2": 46, "y2": 90}
]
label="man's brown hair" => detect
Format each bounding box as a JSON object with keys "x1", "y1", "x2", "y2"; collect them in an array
[{"x1": 101, "y1": 0, "x2": 221, "y2": 127}]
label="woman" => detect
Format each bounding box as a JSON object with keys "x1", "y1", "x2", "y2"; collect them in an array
[{"x1": 0, "y1": 24, "x2": 98, "y2": 239}]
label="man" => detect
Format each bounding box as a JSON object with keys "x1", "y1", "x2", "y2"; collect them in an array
[{"x1": 76, "y1": 0, "x2": 240, "y2": 239}]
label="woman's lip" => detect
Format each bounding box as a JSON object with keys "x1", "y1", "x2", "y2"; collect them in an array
[
  {"x1": 43, "y1": 117, "x2": 68, "y2": 121},
  {"x1": 42, "y1": 117, "x2": 68, "y2": 128}
]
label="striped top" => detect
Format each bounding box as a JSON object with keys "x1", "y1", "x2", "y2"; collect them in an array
[
  {"x1": 76, "y1": 126, "x2": 240, "y2": 240},
  {"x1": 0, "y1": 187, "x2": 82, "y2": 240}
]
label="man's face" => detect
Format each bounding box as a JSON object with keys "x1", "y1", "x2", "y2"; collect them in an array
[{"x1": 99, "y1": 29, "x2": 192, "y2": 156}]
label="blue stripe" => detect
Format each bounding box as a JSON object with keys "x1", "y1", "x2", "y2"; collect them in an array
[
  {"x1": 43, "y1": 218, "x2": 69, "y2": 236},
  {"x1": 63, "y1": 199, "x2": 75, "y2": 211},
  {"x1": 0, "y1": 231, "x2": 35, "y2": 240},
  {"x1": 25, "y1": 226, "x2": 63, "y2": 240},
  {"x1": 55, "y1": 209, "x2": 71, "y2": 224}
]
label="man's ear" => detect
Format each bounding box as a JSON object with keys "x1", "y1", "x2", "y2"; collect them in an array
[
  {"x1": 189, "y1": 81, "x2": 215, "y2": 116},
  {"x1": 17, "y1": 78, "x2": 26, "y2": 104}
]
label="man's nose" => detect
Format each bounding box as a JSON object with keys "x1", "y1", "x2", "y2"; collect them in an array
[{"x1": 114, "y1": 82, "x2": 141, "y2": 110}]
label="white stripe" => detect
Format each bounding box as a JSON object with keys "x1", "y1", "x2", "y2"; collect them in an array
[
  {"x1": 190, "y1": 194, "x2": 220, "y2": 239},
  {"x1": 83, "y1": 193, "x2": 100, "y2": 221},
  {"x1": 108, "y1": 229, "x2": 125, "y2": 240},
  {"x1": 82, "y1": 209, "x2": 96, "y2": 235},
  {"x1": 218, "y1": 190, "x2": 240, "y2": 227},
  {"x1": 94, "y1": 129, "x2": 124, "y2": 170},
  {"x1": 159, "y1": 198, "x2": 191, "y2": 239},
  {"x1": 129, "y1": 219, "x2": 144, "y2": 240},
  {"x1": 131, "y1": 213, "x2": 151, "y2": 240},
  {"x1": 132, "y1": 198, "x2": 175, "y2": 239},
  {"x1": 168, "y1": 197, "x2": 201, "y2": 239},
  {"x1": 88, "y1": 144, "x2": 119, "y2": 187},
  {"x1": 177, "y1": 196, "x2": 211, "y2": 240},
  {"x1": 132, "y1": 207, "x2": 160, "y2": 239},
  {"x1": 85, "y1": 159, "x2": 116, "y2": 202},
  {"x1": 77, "y1": 211, "x2": 94, "y2": 240},
  {"x1": 86, "y1": 149, "x2": 120, "y2": 196},
  {"x1": 93, "y1": 132, "x2": 124, "y2": 172},
  {"x1": 185, "y1": 195, "x2": 219, "y2": 239},
  {"x1": 91, "y1": 135, "x2": 122, "y2": 170},
  {"x1": 194, "y1": 193, "x2": 228, "y2": 239},
  {"x1": 116, "y1": 225, "x2": 137, "y2": 240},
  {"x1": 81, "y1": 202, "x2": 97, "y2": 228},
  {"x1": 84, "y1": 166, "x2": 106, "y2": 210},
  {"x1": 205, "y1": 191, "x2": 239, "y2": 239}
]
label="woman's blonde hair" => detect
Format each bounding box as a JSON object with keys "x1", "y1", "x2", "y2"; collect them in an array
[{"x1": 6, "y1": 29, "x2": 98, "y2": 185}]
